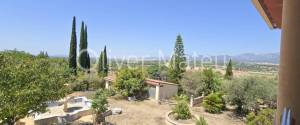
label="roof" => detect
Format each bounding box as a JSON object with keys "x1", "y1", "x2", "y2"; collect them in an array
[
  {"x1": 103, "y1": 76, "x2": 178, "y2": 86},
  {"x1": 145, "y1": 78, "x2": 178, "y2": 86},
  {"x1": 252, "y1": 0, "x2": 282, "y2": 29},
  {"x1": 104, "y1": 76, "x2": 114, "y2": 82}
]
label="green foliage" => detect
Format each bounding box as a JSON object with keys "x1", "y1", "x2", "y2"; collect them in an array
[
  {"x1": 98, "y1": 46, "x2": 109, "y2": 77},
  {"x1": 203, "y1": 93, "x2": 225, "y2": 113},
  {"x1": 87, "y1": 53, "x2": 90, "y2": 72},
  {"x1": 181, "y1": 71, "x2": 204, "y2": 96},
  {"x1": 246, "y1": 109, "x2": 275, "y2": 125},
  {"x1": 0, "y1": 51, "x2": 71, "y2": 124},
  {"x1": 181, "y1": 69, "x2": 222, "y2": 96},
  {"x1": 72, "y1": 81, "x2": 88, "y2": 91},
  {"x1": 103, "y1": 46, "x2": 108, "y2": 76},
  {"x1": 223, "y1": 76, "x2": 277, "y2": 115},
  {"x1": 79, "y1": 22, "x2": 89, "y2": 70},
  {"x1": 246, "y1": 112, "x2": 256, "y2": 123},
  {"x1": 173, "y1": 99, "x2": 191, "y2": 120},
  {"x1": 37, "y1": 51, "x2": 49, "y2": 58},
  {"x1": 174, "y1": 94, "x2": 189, "y2": 102},
  {"x1": 92, "y1": 89, "x2": 108, "y2": 113},
  {"x1": 146, "y1": 64, "x2": 168, "y2": 80},
  {"x1": 168, "y1": 35, "x2": 186, "y2": 84},
  {"x1": 196, "y1": 117, "x2": 208, "y2": 125},
  {"x1": 68, "y1": 16, "x2": 77, "y2": 75},
  {"x1": 201, "y1": 68, "x2": 222, "y2": 95},
  {"x1": 72, "y1": 72, "x2": 105, "y2": 91},
  {"x1": 115, "y1": 68, "x2": 146, "y2": 97},
  {"x1": 224, "y1": 59, "x2": 233, "y2": 80},
  {"x1": 98, "y1": 51, "x2": 104, "y2": 77}
]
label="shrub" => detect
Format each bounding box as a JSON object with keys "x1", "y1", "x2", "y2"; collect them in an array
[
  {"x1": 196, "y1": 116, "x2": 208, "y2": 125},
  {"x1": 246, "y1": 109, "x2": 275, "y2": 125},
  {"x1": 202, "y1": 92, "x2": 225, "y2": 113},
  {"x1": 71, "y1": 72, "x2": 105, "y2": 91},
  {"x1": 173, "y1": 100, "x2": 192, "y2": 120},
  {"x1": 92, "y1": 89, "x2": 109, "y2": 124},
  {"x1": 115, "y1": 68, "x2": 147, "y2": 97},
  {"x1": 146, "y1": 64, "x2": 168, "y2": 80},
  {"x1": 181, "y1": 69, "x2": 222, "y2": 97},
  {"x1": 175, "y1": 94, "x2": 189, "y2": 102},
  {"x1": 201, "y1": 68, "x2": 222, "y2": 95},
  {"x1": 223, "y1": 76, "x2": 277, "y2": 115},
  {"x1": 71, "y1": 82, "x2": 87, "y2": 91}
]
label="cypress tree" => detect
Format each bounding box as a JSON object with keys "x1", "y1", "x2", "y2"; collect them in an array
[
  {"x1": 98, "y1": 51, "x2": 104, "y2": 77},
  {"x1": 85, "y1": 25, "x2": 90, "y2": 71},
  {"x1": 87, "y1": 53, "x2": 90, "y2": 73},
  {"x1": 225, "y1": 59, "x2": 233, "y2": 80},
  {"x1": 79, "y1": 22, "x2": 87, "y2": 69},
  {"x1": 168, "y1": 35, "x2": 186, "y2": 84},
  {"x1": 45, "y1": 52, "x2": 49, "y2": 58},
  {"x1": 103, "y1": 46, "x2": 108, "y2": 76},
  {"x1": 68, "y1": 16, "x2": 77, "y2": 75}
]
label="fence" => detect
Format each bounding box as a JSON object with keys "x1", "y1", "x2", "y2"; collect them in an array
[{"x1": 189, "y1": 95, "x2": 204, "y2": 107}]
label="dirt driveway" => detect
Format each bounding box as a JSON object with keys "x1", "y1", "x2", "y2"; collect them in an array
[
  {"x1": 75, "y1": 98, "x2": 172, "y2": 125},
  {"x1": 75, "y1": 97, "x2": 245, "y2": 125}
]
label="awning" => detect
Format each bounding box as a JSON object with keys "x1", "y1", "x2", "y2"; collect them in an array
[{"x1": 252, "y1": 0, "x2": 283, "y2": 29}]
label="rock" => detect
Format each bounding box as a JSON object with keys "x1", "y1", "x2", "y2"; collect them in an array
[{"x1": 111, "y1": 108, "x2": 122, "y2": 115}]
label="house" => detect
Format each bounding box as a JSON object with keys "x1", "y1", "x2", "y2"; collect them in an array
[{"x1": 104, "y1": 76, "x2": 178, "y2": 101}]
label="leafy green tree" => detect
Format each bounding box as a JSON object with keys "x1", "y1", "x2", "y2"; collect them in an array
[
  {"x1": 168, "y1": 35, "x2": 186, "y2": 84},
  {"x1": 224, "y1": 76, "x2": 277, "y2": 115},
  {"x1": 181, "y1": 71, "x2": 204, "y2": 96},
  {"x1": 115, "y1": 68, "x2": 146, "y2": 97},
  {"x1": 202, "y1": 68, "x2": 222, "y2": 95},
  {"x1": 0, "y1": 51, "x2": 71, "y2": 125},
  {"x1": 68, "y1": 16, "x2": 77, "y2": 75},
  {"x1": 224, "y1": 59, "x2": 233, "y2": 80},
  {"x1": 202, "y1": 92, "x2": 226, "y2": 113},
  {"x1": 79, "y1": 22, "x2": 88, "y2": 70},
  {"x1": 181, "y1": 69, "x2": 221, "y2": 96},
  {"x1": 103, "y1": 46, "x2": 108, "y2": 76},
  {"x1": 146, "y1": 64, "x2": 168, "y2": 80},
  {"x1": 92, "y1": 89, "x2": 108, "y2": 124},
  {"x1": 246, "y1": 109, "x2": 275, "y2": 125}
]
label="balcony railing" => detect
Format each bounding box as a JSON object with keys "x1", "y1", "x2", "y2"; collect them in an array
[{"x1": 281, "y1": 107, "x2": 291, "y2": 125}]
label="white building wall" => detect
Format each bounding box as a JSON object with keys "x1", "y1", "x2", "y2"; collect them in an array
[{"x1": 159, "y1": 84, "x2": 178, "y2": 100}]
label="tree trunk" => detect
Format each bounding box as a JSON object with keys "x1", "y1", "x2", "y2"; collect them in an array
[
  {"x1": 5, "y1": 118, "x2": 16, "y2": 125},
  {"x1": 94, "y1": 112, "x2": 105, "y2": 125}
]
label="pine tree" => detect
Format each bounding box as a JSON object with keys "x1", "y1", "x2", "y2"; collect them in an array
[
  {"x1": 103, "y1": 46, "x2": 108, "y2": 76},
  {"x1": 225, "y1": 59, "x2": 233, "y2": 80},
  {"x1": 79, "y1": 22, "x2": 87, "y2": 69},
  {"x1": 168, "y1": 35, "x2": 186, "y2": 84},
  {"x1": 98, "y1": 51, "x2": 104, "y2": 77},
  {"x1": 68, "y1": 16, "x2": 77, "y2": 75}
]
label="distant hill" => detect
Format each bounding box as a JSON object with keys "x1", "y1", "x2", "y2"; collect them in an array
[
  {"x1": 185, "y1": 53, "x2": 280, "y2": 65},
  {"x1": 50, "y1": 52, "x2": 280, "y2": 65},
  {"x1": 232, "y1": 53, "x2": 279, "y2": 64}
]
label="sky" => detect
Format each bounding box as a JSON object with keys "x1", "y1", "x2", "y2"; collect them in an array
[{"x1": 0, "y1": 0, "x2": 281, "y2": 57}]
